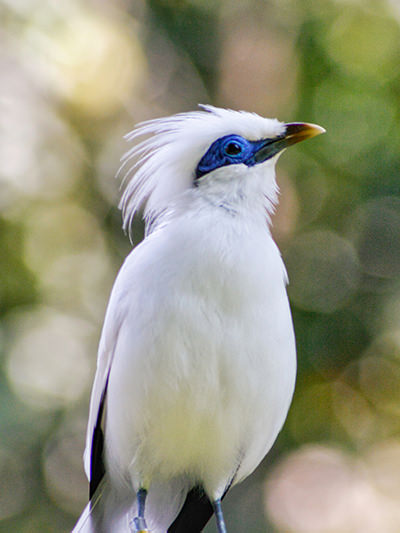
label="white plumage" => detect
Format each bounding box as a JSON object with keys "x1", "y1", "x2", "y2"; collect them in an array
[
  {"x1": 73, "y1": 105, "x2": 324, "y2": 533},
  {"x1": 119, "y1": 105, "x2": 283, "y2": 235}
]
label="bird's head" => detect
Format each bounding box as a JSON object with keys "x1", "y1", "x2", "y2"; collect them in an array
[{"x1": 119, "y1": 105, "x2": 324, "y2": 236}]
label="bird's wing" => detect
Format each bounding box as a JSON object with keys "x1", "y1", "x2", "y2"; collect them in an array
[
  {"x1": 83, "y1": 233, "x2": 154, "y2": 482},
  {"x1": 83, "y1": 281, "x2": 126, "y2": 482},
  {"x1": 88, "y1": 371, "x2": 109, "y2": 498}
]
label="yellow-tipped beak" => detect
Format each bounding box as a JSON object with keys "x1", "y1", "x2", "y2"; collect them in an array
[{"x1": 283, "y1": 122, "x2": 326, "y2": 147}]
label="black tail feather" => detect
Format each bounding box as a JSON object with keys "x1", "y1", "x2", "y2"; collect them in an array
[{"x1": 168, "y1": 486, "x2": 213, "y2": 533}]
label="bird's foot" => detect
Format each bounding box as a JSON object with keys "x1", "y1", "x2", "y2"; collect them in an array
[
  {"x1": 213, "y1": 499, "x2": 228, "y2": 533},
  {"x1": 130, "y1": 516, "x2": 149, "y2": 532}
]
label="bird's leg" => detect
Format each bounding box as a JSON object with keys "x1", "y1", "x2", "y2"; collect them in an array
[
  {"x1": 213, "y1": 499, "x2": 228, "y2": 533},
  {"x1": 131, "y1": 488, "x2": 149, "y2": 533}
]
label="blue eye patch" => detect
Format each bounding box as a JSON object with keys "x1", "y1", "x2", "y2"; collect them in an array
[{"x1": 195, "y1": 134, "x2": 284, "y2": 181}]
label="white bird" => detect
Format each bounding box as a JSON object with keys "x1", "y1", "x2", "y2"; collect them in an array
[{"x1": 73, "y1": 105, "x2": 324, "y2": 533}]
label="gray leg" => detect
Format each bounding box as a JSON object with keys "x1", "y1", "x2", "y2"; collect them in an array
[
  {"x1": 131, "y1": 488, "x2": 149, "y2": 532},
  {"x1": 213, "y1": 499, "x2": 228, "y2": 533}
]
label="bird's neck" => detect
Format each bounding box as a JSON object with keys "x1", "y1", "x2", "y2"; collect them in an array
[{"x1": 146, "y1": 177, "x2": 278, "y2": 236}]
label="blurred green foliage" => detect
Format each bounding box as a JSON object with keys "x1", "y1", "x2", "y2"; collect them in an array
[{"x1": 1, "y1": 0, "x2": 400, "y2": 531}]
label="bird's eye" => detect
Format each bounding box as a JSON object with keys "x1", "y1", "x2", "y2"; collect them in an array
[{"x1": 224, "y1": 141, "x2": 243, "y2": 156}]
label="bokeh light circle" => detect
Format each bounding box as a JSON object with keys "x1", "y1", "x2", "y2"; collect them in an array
[{"x1": 285, "y1": 230, "x2": 360, "y2": 313}]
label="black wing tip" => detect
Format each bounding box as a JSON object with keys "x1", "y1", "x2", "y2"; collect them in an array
[
  {"x1": 89, "y1": 375, "x2": 110, "y2": 500},
  {"x1": 89, "y1": 424, "x2": 106, "y2": 499}
]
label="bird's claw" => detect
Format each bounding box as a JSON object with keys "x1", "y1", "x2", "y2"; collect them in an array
[{"x1": 129, "y1": 516, "x2": 149, "y2": 532}]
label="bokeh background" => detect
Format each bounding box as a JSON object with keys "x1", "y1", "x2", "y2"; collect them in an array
[{"x1": 1, "y1": 0, "x2": 400, "y2": 531}]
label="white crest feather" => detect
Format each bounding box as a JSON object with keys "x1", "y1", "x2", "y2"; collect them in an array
[{"x1": 118, "y1": 105, "x2": 285, "y2": 238}]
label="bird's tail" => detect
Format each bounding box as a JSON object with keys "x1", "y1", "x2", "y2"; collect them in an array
[
  {"x1": 72, "y1": 479, "x2": 134, "y2": 533},
  {"x1": 72, "y1": 500, "x2": 99, "y2": 533},
  {"x1": 72, "y1": 476, "x2": 198, "y2": 533}
]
